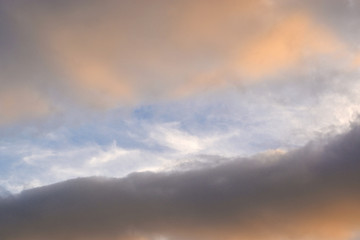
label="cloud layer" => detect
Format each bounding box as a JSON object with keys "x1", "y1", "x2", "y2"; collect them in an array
[
  {"x1": 1, "y1": 2, "x2": 360, "y2": 238},
  {"x1": 1, "y1": 0, "x2": 358, "y2": 123},
  {"x1": 1, "y1": 123, "x2": 360, "y2": 240}
]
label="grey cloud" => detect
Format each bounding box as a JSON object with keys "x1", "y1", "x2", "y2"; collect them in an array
[
  {"x1": 0, "y1": 187, "x2": 11, "y2": 199},
  {"x1": 1, "y1": 123, "x2": 360, "y2": 240}
]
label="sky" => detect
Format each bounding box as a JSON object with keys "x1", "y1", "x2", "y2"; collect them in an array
[{"x1": 0, "y1": 0, "x2": 360, "y2": 239}]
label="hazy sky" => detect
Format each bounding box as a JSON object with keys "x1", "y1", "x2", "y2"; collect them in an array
[{"x1": 1, "y1": 0, "x2": 360, "y2": 239}]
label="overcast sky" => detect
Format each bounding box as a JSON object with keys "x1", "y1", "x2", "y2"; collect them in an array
[{"x1": 1, "y1": 0, "x2": 360, "y2": 239}]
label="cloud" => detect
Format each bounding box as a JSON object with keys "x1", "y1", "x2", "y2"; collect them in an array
[
  {"x1": 0, "y1": 141, "x2": 167, "y2": 193},
  {"x1": 0, "y1": 120, "x2": 242, "y2": 193},
  {"x1": 3, "y1": 63, "x2": 360, "y2": 193},
  {"x1": 351, "y1": 53, "x2": 360, "y2": 69},
  {"x1": 0, "y1": 87, "x2": 51, "y2": 125},
  {"x1": 0, "y1": 187, "x2": 11, "y2": 199},
  {"x1": 0, "y1": 0, "x2": 354, "y2": 124},
  {"x1": 148, "y1": 123, "x2": 210, "y2": 154},
  {"x1": 1, "y1": 123, "x2": 360, "y2": 240},
  {"x1": 235, "y1": 12, "x2": 342, "y2": 79},
  {"x1": 1, "y1": 2, "x2": 360, "y2": 239}
]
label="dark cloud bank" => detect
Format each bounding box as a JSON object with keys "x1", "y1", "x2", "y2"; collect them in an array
[{"x1": 1, "y1": 124, "x2": 360, "y2": 240}]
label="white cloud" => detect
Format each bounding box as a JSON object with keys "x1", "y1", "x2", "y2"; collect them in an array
[
  {"x1": 88, "y1": 142, "x2": 137, "y2": 166},
  {"x1": 149, "y1": 123, "x2": 207, "y2": 154}
]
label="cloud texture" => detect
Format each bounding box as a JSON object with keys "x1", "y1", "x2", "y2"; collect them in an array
[
  {"x1": 1, "y1": 1, "x2": 360, "y2": 239},
  {"x1": 1, "y1": 123, "x2": 360, "y2": 240},
  {"x1": 1, "y1": 0, "x2": 357, "y2": 122}
]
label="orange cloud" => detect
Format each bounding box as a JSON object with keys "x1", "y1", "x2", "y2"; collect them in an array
[
  {"x1": 3, "y1": 0, "x2": 349, "y2": 114},
  {"x1": 352, "y1": 53, "x2": 360, "y2": 69},
  {"x1": 236, "y1": 12, "x2": 343, "y2": 79},
  {"x1": 0, "y1": 88, "x2": 51, "y2": 125},
  {"x1": 41, "y1": 12, "x2": 135, "y2": 108}
]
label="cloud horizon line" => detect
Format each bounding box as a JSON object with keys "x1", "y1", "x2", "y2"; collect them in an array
[{"x1": 1, "y1": 121, "x2": 360, "y2": 240}]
